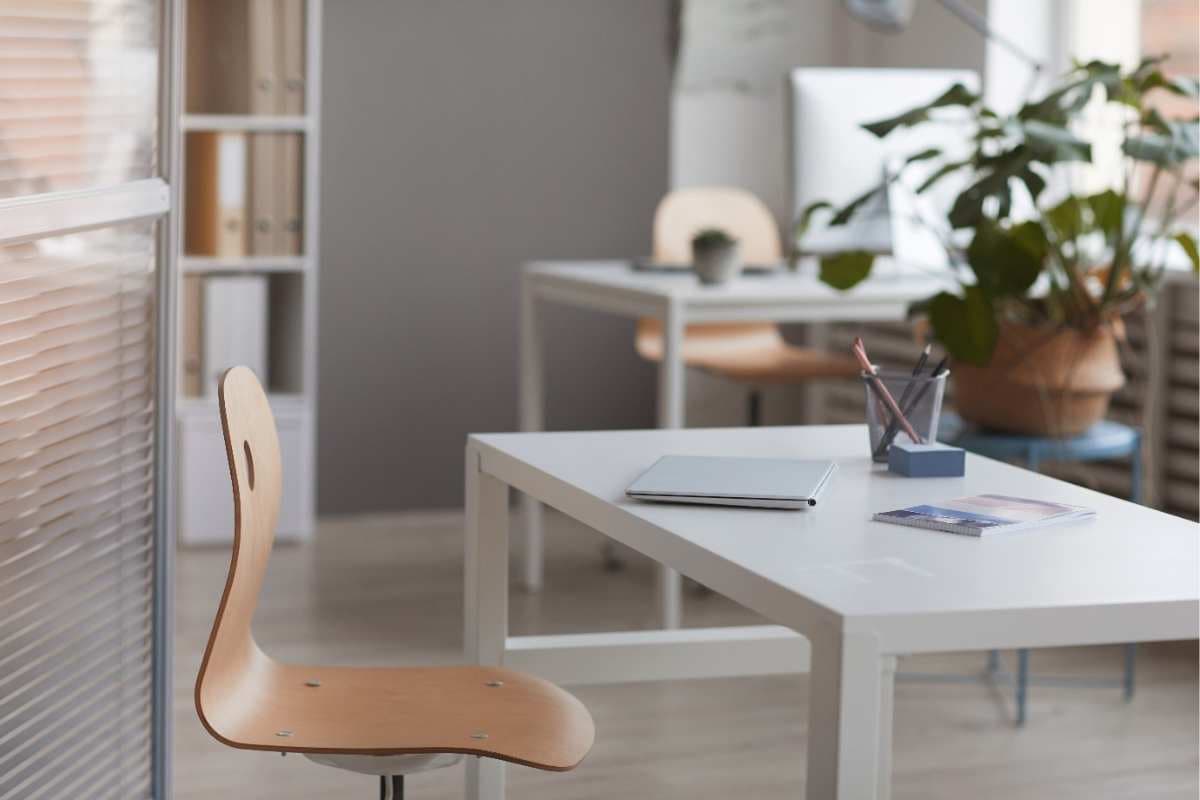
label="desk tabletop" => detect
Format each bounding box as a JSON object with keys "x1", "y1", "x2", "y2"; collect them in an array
[
  {"x1": 472, "y1": 425, "x2": 1198, "y2": 647},
  {"x1": 525, "y1": 259, "x2": 946, "y2": 308}
]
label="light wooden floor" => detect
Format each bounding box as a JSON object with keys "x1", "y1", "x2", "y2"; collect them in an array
[{"x1": 174, "y1": 511, "x2": 1199, "y2": 799}]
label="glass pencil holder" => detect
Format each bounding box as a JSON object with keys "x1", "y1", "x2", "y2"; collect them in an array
[{"x1": 862, "y1": 369, "x2": 949, "y2": 463}]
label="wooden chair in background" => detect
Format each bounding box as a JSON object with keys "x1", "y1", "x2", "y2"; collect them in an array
[
  {"x1": 636, "y1": 186, "x2": 860, "y2": 426},
  {"x1": 196, "y1": 367, "x2": 594, "y2": 798}
]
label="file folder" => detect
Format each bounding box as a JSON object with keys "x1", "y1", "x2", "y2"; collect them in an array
[
  {"x1": 249, "y1": 133, "x2": 278, "y2": 254},
  {"x1": 276, "y1": 133, "x2": 304, "y2": 254},
  {"x1": 203, "y1": 275, "x2": 269, "y2": 397},
  {"x1": 278, "y1": 0, "x2": 306, "y2": 115},
  {"x1": 185, "y1": 132, "x2": 248, "y2": 257},
  {"x1": 249, "y1": 0, "x2": 280, "y2": 114}
]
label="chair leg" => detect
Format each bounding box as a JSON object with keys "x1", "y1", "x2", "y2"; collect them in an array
[
  {"x1": 379, "y1": 775, "x2": 404, "y2": 800},
  {"x1": 1123, "y1": 643, "x2": 1137, "y2": 701},
  {"x1": 747, "y1": 389, "x2": 762, "y2": 427},
  {"x1": 1015, "y1": 648, "x2": 1030, "y2": 727}
]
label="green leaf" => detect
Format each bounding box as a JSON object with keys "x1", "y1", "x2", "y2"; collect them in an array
[
  {"x1": 904, "y1": 147, "x2": 942, "y2": 164},
  {"x1": 861, "y1": 83, "x2": 979, "y2": 138},
  {"x1": 966, "y1": 222, "x2": 1043, "y2": 297},
  {"x1": 914, "y1": 159, "x2": 971, "y2": 193},
  {"x1": 1020, "y1": 120, "x2": 1092, "y2": 163},
  {"x1": 1085, "y1": 189, "x2": 1125, "y2": 240},
  {"x1": 794, "y1": 201, "x2": 833, "y2": 240},
  {"x1": 1016, "y1": 165, "x2": 1047, "y2": 203},
  {"x1": 948, "y1": 168, "x2": 1016, "y2": 229},
  {"x1": 1124, "y1": 119, "x2": 1199, "y2": 165},
  {"x1": 830, "y1": 184, "x2": 884, "y2": 226},
  {"x1": 1175, "y1": 231, "x2": 1200, "y2": 273},
  {"x1": 1138, "y1": 69, "x2": 1200, "y2": 98},
  {"x1": 927, "y1": 287, "x2": 997, "y2": 366},
  {"x1": 1010, "y1": 219, "x2": 1050, "y2": 258},
  {"x1": 818, "y1": 251, "x2": 875, "y2": 290},
  {"x1": 1045, "y1": 196, "x2": 1084, "y2": 241}
]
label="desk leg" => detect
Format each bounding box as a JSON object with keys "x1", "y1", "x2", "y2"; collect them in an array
[
  {"x1": 465, "y1": 449, "x2": 509, "y2": 800},
  {"x1": 518, "y1": 279, "x2": 544, "y2": 592},
  {"x1": 806, "y1": 629, "x2": 892, "y2": 799},
  {"x1": 656, "y1": 300, "x2": 685, "y2": 630}
]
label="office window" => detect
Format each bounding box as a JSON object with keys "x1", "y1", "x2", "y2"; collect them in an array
[
  {"x1": 0, "y1": 1, "x2": 168, "y2": 798},
  {"x1": 1140, "y1": 0, "x2": 1200, "y2": 221},
  {"x1": 0, "y1": 1, "x2": 158, "y2": 199}
]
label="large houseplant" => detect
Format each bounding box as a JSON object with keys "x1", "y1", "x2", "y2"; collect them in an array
[{"x1": 798, "y1": 58, "x2": 1199, "y2": 436}]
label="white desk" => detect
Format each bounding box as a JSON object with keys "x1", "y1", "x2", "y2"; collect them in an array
[
  {"x1": 519, "y1": 260, "x2": 945, "y2": 628},
  {"x1": 464, "y1": 424, "x2": 1199, "y2": 800}
]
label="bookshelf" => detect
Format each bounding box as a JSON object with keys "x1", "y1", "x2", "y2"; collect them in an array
[{"x1": 174, "y1": 0, "x2": 321, "y2": 545}]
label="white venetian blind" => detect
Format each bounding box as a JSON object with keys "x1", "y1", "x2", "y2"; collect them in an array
[
  {"x1": 0, "y1": 0, "x2": 158, "y2": 200},
  {"x1": 0, "y1": 0, "x2": 164, "y2": 797},
  {"x1": 0, "y1": 223, "x2": 158, "y2": 799}
]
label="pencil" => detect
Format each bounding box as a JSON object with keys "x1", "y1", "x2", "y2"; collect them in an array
[{"x1": 852, "y1": 337, "x2": 922, "y2": 445}]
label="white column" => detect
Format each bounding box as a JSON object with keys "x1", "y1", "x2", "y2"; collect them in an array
[
  {"x1": 517, "y1": 274, "x2": 545, "y2": 591},
  {"x1": 656, "y1": 298, "x2": 685, "y2": 629},
  {"x1": 464, "y1": 446, "x2": 509, "y2": 800},
  {"x1": 805, "y1": 628, "x2": 890, "y2": 800}
]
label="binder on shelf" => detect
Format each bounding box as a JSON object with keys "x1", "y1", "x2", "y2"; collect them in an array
[
  {"x1": 276, "y1": 133, "x2": 304, "y2": 255},
  {"x1": 186, "y1": 0, "x2": 249, "y2": 113},
  {"x1": 249, "y1": 133, "x2": 278, "y2": 255},
  {"x1": 185, "y1": 132, "x2": 248, "y2": 257},
  {"x1": 248, "y1": 0, "x2": 281, "y2": 114},
  {"x1": 203, "y1": 275, "x2": 270, "y2": 397},
  {"x1": 278, "y1": 0, "x2": 306, "y2": 115},
  {"x1": 181, "y1": 276, "x2": 204, "y2": 397}
]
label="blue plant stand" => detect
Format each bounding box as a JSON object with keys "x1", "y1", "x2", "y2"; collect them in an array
[{"x1": 934, "y1": 413, "x2": 1141, "y2": 726}]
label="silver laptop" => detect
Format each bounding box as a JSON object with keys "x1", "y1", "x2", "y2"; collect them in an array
[{"x1": 626, "y1": 455, "x2": 837, "y2": 510}]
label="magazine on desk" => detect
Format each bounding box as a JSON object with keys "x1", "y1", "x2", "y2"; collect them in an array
[{"x1": 873, "y1": 494, "x2": 1095, "y2": 537}]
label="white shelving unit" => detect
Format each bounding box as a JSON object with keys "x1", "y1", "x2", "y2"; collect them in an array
[{"x1": 174, "y1": 0, "x2": 321, "y2": 545}]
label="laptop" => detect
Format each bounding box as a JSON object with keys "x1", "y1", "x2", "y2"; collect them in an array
[{"x1": 625, "y1": 455, "x2": 837, "y2": 510}]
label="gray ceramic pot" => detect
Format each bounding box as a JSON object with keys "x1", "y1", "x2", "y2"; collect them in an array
[{"x1": 692, "y1": 241, "x2": 742, "y2": 285}]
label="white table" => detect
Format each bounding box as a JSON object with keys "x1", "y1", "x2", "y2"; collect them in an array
[
  {"x1": 464, "y1": 424, "x2": 1199, "y2": 800},
  {"x1": 519, "y1": 260, "x2": 945, "y2": 629}
]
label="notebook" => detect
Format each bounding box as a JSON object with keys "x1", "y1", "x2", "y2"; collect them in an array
[
  {"x1": 873, "y1": 494, "x2": 1095, "y2": 537},
  {"x1": 625, "y1": 455, "x2": 837, "y2": 510}
]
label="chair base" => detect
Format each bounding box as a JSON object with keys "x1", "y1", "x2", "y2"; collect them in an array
[{"x1": 380, "y1": 775, "x2": 403, "y2": 800}]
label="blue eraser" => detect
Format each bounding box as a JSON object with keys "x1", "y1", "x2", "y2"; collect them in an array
[{"x1": 888, "y1": 441, "x2": 966, "y2": 477}]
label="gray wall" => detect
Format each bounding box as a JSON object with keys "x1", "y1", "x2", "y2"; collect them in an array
[{"x1": 319, "y1": 1, "x2": 671, "y2": 513}]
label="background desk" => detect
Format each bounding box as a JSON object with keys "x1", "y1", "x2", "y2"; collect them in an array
[{"x1": 519, "y1": 260, "x2": 944, "y2": 628}]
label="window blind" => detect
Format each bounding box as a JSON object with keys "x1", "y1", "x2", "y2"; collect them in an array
[
  {"x1": 0, "y1": 0, "x2": 158, "y2": 200},
  {"x1": 0, "y1": 0, "x2": 163, "y2": 796},
  {"x1": 0, "y1": 222, "x2": 157, "y2": 800}
]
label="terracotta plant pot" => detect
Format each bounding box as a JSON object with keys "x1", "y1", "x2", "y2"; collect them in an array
[{"x1": 952, "y1": 321, "x2": 1125, "y2": 437}]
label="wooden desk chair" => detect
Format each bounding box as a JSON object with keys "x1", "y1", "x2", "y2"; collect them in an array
[
  {"x1": 636, "y1": 187, "x2": 859, "y2": 425},
  {"x1": 196, "y1": 367, "x2": 594, "y2": 798}
]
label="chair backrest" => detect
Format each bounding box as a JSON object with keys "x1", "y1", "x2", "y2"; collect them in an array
[
  {"x1": 195, "y1": 366, "x2": 283, "y2": 732},
  {"x1": 652, "y1": 186, "x2": 782, "y2": 264}
]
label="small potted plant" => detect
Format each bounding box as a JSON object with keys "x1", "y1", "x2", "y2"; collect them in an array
[
  {"x1": 797, "y1": 57, "x2": 1199, "y2": 436},
  {"x1": 691, "y1": 228, "x2": 742, "y2": 285}
]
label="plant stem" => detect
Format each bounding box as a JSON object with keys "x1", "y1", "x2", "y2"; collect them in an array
[{"x1": 1106, "y1": 163, "x2": 1162, "y2": 304}]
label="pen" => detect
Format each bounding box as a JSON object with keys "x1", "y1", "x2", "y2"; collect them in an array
[
  {"x1": 875, "y1": 355, "x2": 950, "y2": 454},
  {"x1": 872, "y1": 344, "x2": 930, "y2": 458}
]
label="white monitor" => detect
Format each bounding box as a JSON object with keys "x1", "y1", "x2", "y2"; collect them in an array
[{"x1": 788, "y1": 67, "x2": 980, "y2": 271}]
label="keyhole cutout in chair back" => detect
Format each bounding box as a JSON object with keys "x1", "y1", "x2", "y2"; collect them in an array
[{"x1": 244, "y1": 440, "x2": 255, "y2": 491}]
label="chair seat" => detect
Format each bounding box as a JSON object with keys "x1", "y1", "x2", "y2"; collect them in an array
[
  {"x1": 198, "y1": 661, "x2": 594, "y2": 772},
  {"x1": 635, "y1": 320, "x2": 860, "y2": 384}
]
